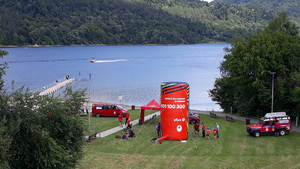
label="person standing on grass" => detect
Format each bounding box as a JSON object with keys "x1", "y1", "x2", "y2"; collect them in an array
[
  {"x1": 275, "y1": 122, "x2": 280, "y2": 137},
  {"x1": 202, "y1": 122, "x2": 206, "y2": 138},
  {"x1": 213, "y1": 127, "x2": 217, "y2": 139},
  {"x1": 126, "y1": 118, "x2": 131, "y2": 129},
  {"x1": 194, "y1": 122, "x2": 200, "y2": 137},
  {"x1": 216, "y1": 123, "x2": 220, "y2": 138},
  {"x1": 155, "y1": 122, "x2": 161, "y2": 137},
  {"x1": 125, "y1": 113, "x2": 130, "y2": 125},
  {"x1": 118, "y1": 113, "x2": 123, "y2": 127},
  {"x1": 206, "y1": 127, "x2": 211, "y2": 139}
]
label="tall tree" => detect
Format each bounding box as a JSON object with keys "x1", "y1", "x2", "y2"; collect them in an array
[
  {"x1": 0, "y1": 49, "x2": 16, "y2": 169},
  {"x1": 0, "y1": 49, "x2": 87, "y2": 168},
  {"x1": 209, "y1": 13, "x2": 300, "y2": 117},
  {"x1": 6, "y1": 87, "x2": 87, "y2": 169},
  {"x1": 266, "y1": 13, "x2": 299, "y2": 36}
]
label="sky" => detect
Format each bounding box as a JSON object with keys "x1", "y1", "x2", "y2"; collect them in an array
[{"x1": 202, "y1": 0, "x2": 214, "y2": 2}]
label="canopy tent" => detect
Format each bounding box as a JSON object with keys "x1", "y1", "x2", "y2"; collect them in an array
[{"x1": 139, "y1": 99, "x2": 161, "y2": 125}]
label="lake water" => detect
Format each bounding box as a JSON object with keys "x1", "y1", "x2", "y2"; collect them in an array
[{"x1": 0, "y1": 44, "x2": 230, "y2": 111}]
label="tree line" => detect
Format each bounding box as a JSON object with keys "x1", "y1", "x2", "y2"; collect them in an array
[
  {"x1": 0, "y1": 0, "x2": 278, "y2": 46},
  {"x1": 209, "y1": 13, "x2": 300, "y2": 117}
]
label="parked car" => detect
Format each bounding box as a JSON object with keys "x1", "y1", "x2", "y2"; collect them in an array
[
  {"x1": 189, "y1": 112, "x2": 201, "y2": 124},
  {"x1": 247, "y1": 112, "x2": 292, "y2": 137},
  {"x1": 92, "y1": 104, "x2": 128, "y2": 117},
  {"x1": 78, "y1": 107, "x2": 89, "y2": 115}
]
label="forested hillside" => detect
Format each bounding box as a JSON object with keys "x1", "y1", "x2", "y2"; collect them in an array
[
  {"x1": 0, "y1": 0, "x2": 277, "y2": 46},
  {"x1": 213, "y1": 0, "x2": 300, "y2": 22},
  {"x1": 136, "y1": 0, "x2": 276, "y2": 42}
]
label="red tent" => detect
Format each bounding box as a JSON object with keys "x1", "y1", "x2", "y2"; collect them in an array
[{"x1": 139, "y1": 99, "x2": 161, "y2": 125}]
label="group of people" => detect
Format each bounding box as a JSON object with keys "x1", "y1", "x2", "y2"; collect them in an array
[
  {"x1": 118, "y1": 113, "x2": 136, "y2": 139},
  {"x1": 118, "y1": 114, "x2": 221, "y2": 140},
  {"x1": 118, "y1": 112, "x2": 131, "y2": 128},
  {"x1": 122, "y1": 126, "x2": 135, "y2": 139},
  {"x1": 194, "y1": 122, "x2": 220, "y2": 139}
]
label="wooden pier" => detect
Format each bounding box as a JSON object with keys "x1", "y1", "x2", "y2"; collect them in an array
[{"x1": 38, "y1": 79, "x2": 75, "y2": 96}]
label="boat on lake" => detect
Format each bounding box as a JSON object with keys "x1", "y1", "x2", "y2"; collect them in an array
[{"x1": 90, "y1": 58, "x2": 96, "y2": 63}]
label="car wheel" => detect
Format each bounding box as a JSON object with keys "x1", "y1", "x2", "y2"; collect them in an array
[
  {"x1": 279, "y1": 129, "x2": 286, "y2": 136},
  {"x1": 253, "y1": 131, "x2": 260, "y2": 137},
  {"x1": 190, "y1": 119, "x2": 197, "y2": 124},
  {"x1": 95, "y1": 113, "x2": 100, "y2": 117}
]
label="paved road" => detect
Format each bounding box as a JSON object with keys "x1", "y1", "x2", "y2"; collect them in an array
[
  {"x1": 190, "y1": 110, "x2": 300, "y2": 132},
  {"x1": 97, "y1": 111, "x2": 161, "y2": 137}
]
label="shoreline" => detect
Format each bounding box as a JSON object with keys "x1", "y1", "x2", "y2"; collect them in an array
[{"x1": 0, "y1": 42, "x2": 228, "y2": 48}]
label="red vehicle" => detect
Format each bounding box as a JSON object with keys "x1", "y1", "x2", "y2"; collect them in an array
[
  {"x1": 189, "y1": 112, "x2": 201, "y2": 124},
  {"x1": 247, "y1": 112, "x2": 292, "y2": 137},
  {"x1": 92, "y1": 104, "x2": 128, "y2": 117}
]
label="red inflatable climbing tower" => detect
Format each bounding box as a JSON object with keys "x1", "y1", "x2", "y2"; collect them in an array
[{"x1": 158, "y1": 82, "x2": 189, "y2": 141}]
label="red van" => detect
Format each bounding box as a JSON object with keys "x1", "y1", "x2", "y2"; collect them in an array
[{"x1": 92, "y1": 104, "x2": 128, "y2": 117}]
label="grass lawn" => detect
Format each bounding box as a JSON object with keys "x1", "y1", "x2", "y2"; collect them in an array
[{"x1": 77, "y1": 110, "x2": 300, "y2": 169}]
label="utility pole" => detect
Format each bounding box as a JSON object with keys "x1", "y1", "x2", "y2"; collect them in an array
[
  {"x1": 271, "y1": 72, "x2": 276, "y2": 113},
  {"x1": 88, "y1": 73, "x2": 92, "y2": 129}
]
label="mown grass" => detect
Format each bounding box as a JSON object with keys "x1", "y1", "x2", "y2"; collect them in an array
[{"x1": 77, "y1": 110, "x2": 300, "y2": 169}]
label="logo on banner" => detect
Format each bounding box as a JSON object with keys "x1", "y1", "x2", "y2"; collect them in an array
[{"x1": 177, "y1": 125, "x2": 182, "y2": 132}]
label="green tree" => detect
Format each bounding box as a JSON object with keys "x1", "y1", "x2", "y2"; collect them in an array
[
  {"x1": 0, "y1": 50, "x2": 8, "y2": 90},
  {"x1": 63, "y1": 85, "x2": 87, "y2": 114},
  {"x1": 0, "y1": 49, "x2": 87, "y2": 168},
  {"x1": 0, "y1": 0, "x2": 278, "y2": 45},
  {"x1": 209, "y1": 14, "x2": 300, "y2": 117},
  {"x1": 266, "y1": 13, "x2": 299, "y2": 36},
  {"x1": 0, "y1": 116, "x2": 13, "y2": 169},
  {"x1": 6, "y1": 87, "x2": 86, "y2": 169},
  {"x1": 0, "y1": 49, "x2": 16, "y2": 169}
]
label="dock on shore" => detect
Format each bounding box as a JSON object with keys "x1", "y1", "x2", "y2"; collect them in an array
[{"x1": 39, "y1": 79, "x2": 75, "y2": 96}]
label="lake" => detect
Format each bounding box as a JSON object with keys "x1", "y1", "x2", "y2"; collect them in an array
[{"x1": 0, "y1": 44, "x2": 230, "y2": 111}]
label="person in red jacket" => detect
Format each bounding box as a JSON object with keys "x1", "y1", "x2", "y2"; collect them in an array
[
  {"x1": 194, "y1": 122, "x2": 200, "y2": 137},
  {"x1": 275, "y1": 122, "x2": 281, "y2": 137},
  {"x1": 125, "y1": 113, "x2": 130, "y2": 125},
  {"x1": 126, "y1": 118, "x2": 131, "y2": 129},
  {"x1": 213, "y1": 127, "x2": 217, "y2": 139},
  {"x1": 118, "y1": 113, "x2": 123, "y2": 127}
]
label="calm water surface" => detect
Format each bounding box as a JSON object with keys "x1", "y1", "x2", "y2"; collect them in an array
[{"x1": 1, "y1": 44, "x2": 230, "y2": 111}]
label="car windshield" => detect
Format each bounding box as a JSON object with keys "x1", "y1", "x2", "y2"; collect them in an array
[
  {"x1": 189, "y1": 113, "x2": 198, "y2": 118},
  {"x1": 117, "y1": 105, "x2": 124, "y2": 109},
  {"x1": 258, "y1": 120, "x2": 264, "y2": 124}
]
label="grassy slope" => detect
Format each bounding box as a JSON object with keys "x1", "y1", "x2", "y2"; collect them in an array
[{"x1": 77, "y1": 111, "x2": 300, "y2": 169}]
